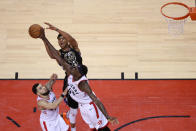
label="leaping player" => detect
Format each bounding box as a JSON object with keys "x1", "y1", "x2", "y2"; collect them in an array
[{"x1": 43, "y1": 22, "x2": 83, "y2": 131}]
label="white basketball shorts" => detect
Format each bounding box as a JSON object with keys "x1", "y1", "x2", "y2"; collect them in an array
[
  {"x1": 79, "y1": 102, "x2": 108, "y2": 130},
  {"x1": 40, "y1": 114, "x2": 69, "y2": 131}
]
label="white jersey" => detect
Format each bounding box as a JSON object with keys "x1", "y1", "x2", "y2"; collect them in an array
[
  {"x1": 67, "y1": 75, "x2": 92, "y2": 104},
  {"x1": 67, "y1": 75, "x2": 108, "y2": 129},
  {"x1": 37, "y1": 92, "x2": 59, "y2": 121}
]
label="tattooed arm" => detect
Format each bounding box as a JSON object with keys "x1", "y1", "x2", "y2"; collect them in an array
[{"x1": 78, "y1": 81, "x2": 119, "y2": 125}]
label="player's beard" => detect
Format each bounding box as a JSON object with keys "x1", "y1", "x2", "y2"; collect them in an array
[{"x1": 42, "y1": 90, "x2": 50, "y2": 96}]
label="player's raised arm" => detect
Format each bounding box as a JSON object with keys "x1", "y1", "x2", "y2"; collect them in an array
[
  {"x1": 45, "y1": 73, "x2": 57, "y2": 91},
  {"x1": 43, "y1": 40, "x2": 57, "y2": 59},
  {"x1": 78, "y1": 81, "x2": 119, "y2": 125},
  {"x1": 44, "y1": 22, "x2": 81, "y2": 53},
  {"x1": 39, "y1": 28, "x2": 71, "y2": 73}
]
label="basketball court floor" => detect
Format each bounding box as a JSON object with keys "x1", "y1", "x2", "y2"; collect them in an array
[
  {"x1": 0, "y1": 0, "x2": 196, "y2": 131},
  {"x1": 0, "y1": 79, "x2": 195, "y2": 131}
]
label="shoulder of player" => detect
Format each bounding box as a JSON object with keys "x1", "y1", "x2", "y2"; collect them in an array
[
  {"x1": 78, "y1": 80, "x2": 90, "y2": 91},
  {"x1": 78, "y1": 79, "x2": 87, "y2": 85},
  {"x1": 69, "y1": 47, "x2": 81, "y2": 55},
  {"x1": 67, "y1": 74, "x2": 72, "y2": 79},
  {"x1": 78, "y1": 76, "x2": 88, "y2": 83},
  {"x1": 73, "y1": 48, "x2": 81, "y2": 54}
]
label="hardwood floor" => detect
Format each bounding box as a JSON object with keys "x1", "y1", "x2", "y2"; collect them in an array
[{"x1": 0, "y1": 0, "x2": 195, "y2": 79}]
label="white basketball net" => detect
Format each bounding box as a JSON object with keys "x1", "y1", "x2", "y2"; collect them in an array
[
  {"x1": 162, "y1": 3, "x2": 189, "y2": 35},
  {"x1": 165, "y1": 18, "x2": 187, "y2": 35}
]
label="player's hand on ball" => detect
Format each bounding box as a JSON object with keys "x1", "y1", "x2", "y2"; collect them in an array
[
  {"x1": 44, "y1": 22, "x2": 58, "y2": 31},
  {"x1": 108, "y1": 116, "x2": 119, "y2": 125}
]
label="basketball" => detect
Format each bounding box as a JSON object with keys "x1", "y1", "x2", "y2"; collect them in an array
[{"x1": 28, "y1": 24, "x2": 43, "y2": 38}]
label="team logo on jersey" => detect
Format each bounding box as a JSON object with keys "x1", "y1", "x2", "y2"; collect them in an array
[
  {"x1": 64, "y1": 51, "x2": 78, "y2": 67},
  {"x1": 98, "y1": 120, "x2": 102, "y2": 125}
]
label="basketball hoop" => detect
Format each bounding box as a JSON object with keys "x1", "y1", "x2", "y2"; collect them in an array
[{"x1": 161, "y1": 2, "x2": 190, "y2": 35}]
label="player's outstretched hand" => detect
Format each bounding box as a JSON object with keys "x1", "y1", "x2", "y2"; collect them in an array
[
  {"x1": 108, "y1": 116, "x2": 119, "y2": 125},
  {"x1": 44, "y1": 22, "x2": 58, "y2": 31},
  {"x1": 51, "y1": 73, "x2": 58, "y2": 80}
]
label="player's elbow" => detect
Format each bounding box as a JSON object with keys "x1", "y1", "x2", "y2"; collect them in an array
[{"x1": 48, "y1": 55, "x2": 55, "y2": 59}]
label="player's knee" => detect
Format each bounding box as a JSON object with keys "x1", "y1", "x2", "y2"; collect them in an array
[
  {"x1": 70, "y1": 108, "x2": 78, "y2": 116},
  {"x1": 68, "y1": 108, "x2": 78, "y2": 123}
]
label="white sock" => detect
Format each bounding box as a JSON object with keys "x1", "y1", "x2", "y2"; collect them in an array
[{"x1": 71, "y1": 127, "x2": 76, "y2": 131}]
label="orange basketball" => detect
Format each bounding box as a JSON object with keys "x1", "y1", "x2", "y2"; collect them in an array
[{"x1": 28, "y1": 24, "x2": 43, "y2": 38}]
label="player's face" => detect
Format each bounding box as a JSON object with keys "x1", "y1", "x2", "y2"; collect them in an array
[
  {"x1": 70, "y1": 66, "x2": 80, "y2": 76},
  {"x1": 58, "y1": 36, "x2": 68, "y2": 49},
  {"x1": 37, "y1": 84, "x2": 49, "y2": 96}
]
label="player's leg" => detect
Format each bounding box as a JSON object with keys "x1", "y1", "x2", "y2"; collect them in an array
[
  {"x1": 66, "y1": 107, "x2": 78, "y2": 131},
  {"x1": 64, "y1": 93, "x2": 78, "y2": 131},
  {"x1": 58, "y1": 115, "x2": 70, "y2": 131}
]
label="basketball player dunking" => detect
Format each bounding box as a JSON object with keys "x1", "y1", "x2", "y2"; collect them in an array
[
  {"x1": 40, "y1": 27, "x2": 119, "y2": 131},
  {"x1": 32, "y1": 74, "x2": 69, "y2": 131},
  {"x1": 43, "y1": 22, "x2": 84, "y2": 131}
]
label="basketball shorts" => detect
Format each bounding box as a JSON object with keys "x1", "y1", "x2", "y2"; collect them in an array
[
  {"x1": 79, "y1": 102, "x2": 108, "y2": 130},
  {"x1": 40, "y1": 114, "x2": 69, "y2": 131}
]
